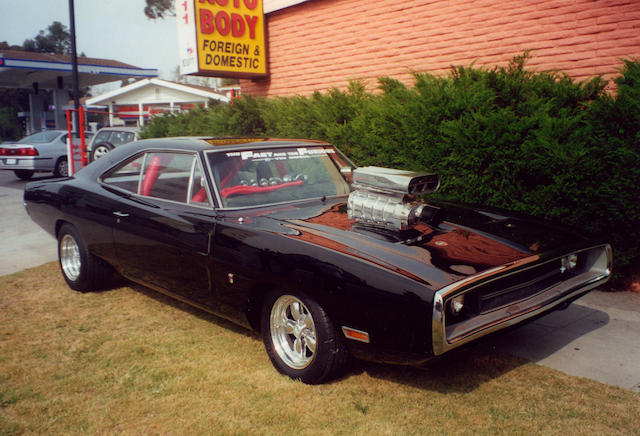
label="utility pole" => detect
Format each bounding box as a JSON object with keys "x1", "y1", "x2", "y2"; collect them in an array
[{"x1": 68, "y1": 0, "x2": 80, "y2": 130}]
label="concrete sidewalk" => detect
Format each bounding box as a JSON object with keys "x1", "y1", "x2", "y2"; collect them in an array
[
  {"x1": 1, "y1": 171, "x2": 639, "y2": 392},
  {"x1": 486, "y1": 289, "x2": 640, "y2": 392}
]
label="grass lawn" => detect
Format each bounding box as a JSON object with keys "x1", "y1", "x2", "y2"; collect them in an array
[{"x1": 1, "y1": 262, "x2": 639, "y2": 435}]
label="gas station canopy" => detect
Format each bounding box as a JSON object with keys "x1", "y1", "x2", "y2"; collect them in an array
[
  {"x1": 0, "y1": 49, "x2": 158, "y2": 133},
  {"x1": 0, "y1": 49, "x2": 157, "y2": 89}
]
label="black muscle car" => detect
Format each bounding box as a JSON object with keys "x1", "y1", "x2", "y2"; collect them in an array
[{"x1": 24, "y1": 137, "x2": 612, "y2": 384}]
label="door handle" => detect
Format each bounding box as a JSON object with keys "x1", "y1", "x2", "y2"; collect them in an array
[{"x1": 113, "y1": 211, "x2": 129, "y2": 218}]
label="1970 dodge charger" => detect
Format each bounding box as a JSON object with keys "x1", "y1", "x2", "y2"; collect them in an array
[{"x1": 24, "y1": 137, "x2": 612, "y2": 384}]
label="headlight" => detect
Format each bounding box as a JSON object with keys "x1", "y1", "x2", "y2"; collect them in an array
[
  {"x1": 561, "y1": 254, "x2": 578, "y2": 273},
  {"x1": 449, "y1": 295, "x2": 465, "y2": 315}
]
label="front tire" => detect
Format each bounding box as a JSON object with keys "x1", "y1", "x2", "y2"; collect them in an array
[
  {"x1": 57, "y1": 224, "x2": 112, "y2": 292},
  {"x1": 261, "y1": 291, "x2": 350, "y2": 384}
]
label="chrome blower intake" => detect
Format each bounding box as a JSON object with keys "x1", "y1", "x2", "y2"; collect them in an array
[{"x1": 347, "y1": 166, "x2": 440, "y2": 231}]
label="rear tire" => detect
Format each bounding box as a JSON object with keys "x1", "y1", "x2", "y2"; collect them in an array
[
  {"x1": 57, "y1": 223, "x2": 113, "y2": 292},
  {"x1": 261, "y1": 290, "x2": 350, "y2": 384},
  {"x1": 14, "y1": 170, "x2": 34, "y2": 180},
  {"x1": 53, "y1": 157, "x2": 68, "y2": 177}
]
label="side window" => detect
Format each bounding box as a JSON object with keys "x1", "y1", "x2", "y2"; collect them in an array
[
  {"x1": 188, "y1": 159, "x2": 211, "y2": 206},
  {"x1": 102, "y1": 151, "x2": 211, "y2": 207},
  {"x1": 140, "y1": 152, "x2": 211, "y2": 206},
  {"x1": 102, "y1": 155, "x2": 145, "y2": 193},
  {"x1": 94, "y1": 131, "x2": 111, "y2": 143},
  {"x1": 139, "y1": 152, "x2": 188, "y2": 202},
  {"x1": 111, "y1": 131, "x2": 131, "y2": 146},
  {"x1": 59, "y1": 134, "x2": 68, "y2": 144}
]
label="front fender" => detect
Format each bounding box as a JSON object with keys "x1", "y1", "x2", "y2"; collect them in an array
[{"x1": 213, "y1": 220, "x2": 436, "y2": 360}]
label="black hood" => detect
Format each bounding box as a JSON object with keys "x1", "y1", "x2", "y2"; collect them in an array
[{"x1": 233, "y1": 198, "x2": 587, "y2": 290}]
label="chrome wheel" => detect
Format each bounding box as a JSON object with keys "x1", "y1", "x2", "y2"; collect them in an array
[
  {"x1": 55, "y1": 159, "x2": 68, "y2": 177},
  {"x1": 270, "y1": 295, "x2": 317, "y2": 370},
  {"x1": 57, "y1": 223, "x2": 115, "y2": 292},
  {"x1": 60, "y1": 234, "x2": 81, "y2": 281}
]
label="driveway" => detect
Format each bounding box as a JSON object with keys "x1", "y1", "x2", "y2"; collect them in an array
[
  {"x1": 1, "y1": 169, "x2": 639, "y2": 392},
  {"x1": 0, "y1": 170, "x2": 57, "y2": 276},
  {"x1": 483, "y1": 290, "x2": 640, "y2": 392}
]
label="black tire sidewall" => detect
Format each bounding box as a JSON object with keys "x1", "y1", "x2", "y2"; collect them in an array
[
  {"x1": 261, "y1": 290, "x2": 343, "y2": 384},
  {"x1": 53, "y1": 158, "x2": 68, "y2": 177},
  {"x1": 14, "y1": 170, "x2": 34, "y2": 180}
]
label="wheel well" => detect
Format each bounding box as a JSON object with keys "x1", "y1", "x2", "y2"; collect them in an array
[
  {"x1": 245, "y1": 273, "x2": 334, "y2": 333},
  {"x1": 54, "y1": 220, "x2": 71, "y2": 238},
  {"x1": 54, "y1": 156, "x2": 67, "y2": 175},
  {"x1": 246, "y1": 281, "x2": 277, "y2": 332},
  {"x1": 94, "y1": 141, "x2": 113, "y2": 149}
]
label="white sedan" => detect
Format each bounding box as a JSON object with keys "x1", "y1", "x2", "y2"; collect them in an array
[{"x1": 0, "y1": 130, "x2": 90, "y2": 180}]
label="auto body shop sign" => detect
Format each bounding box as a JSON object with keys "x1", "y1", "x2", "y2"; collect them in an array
[{"x1": 177, "y1": 0, "x2": 268, "y2": 78}]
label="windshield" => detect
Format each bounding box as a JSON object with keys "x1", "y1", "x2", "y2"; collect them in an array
[
  {"x1": 207, "y1": 146, "x2": 351, "y2": 208},
  {"x1": 17, "y1": 131, "x2": 61, "y2": 143}
]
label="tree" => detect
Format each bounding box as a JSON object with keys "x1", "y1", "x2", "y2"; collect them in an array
[
  {"x1": 22, "y1": 21, "x2": 72, "y2": 54},
  {"x1": 0, "y1": 41, "x2": 22, "y2": 51},
  {"x1": 144, "y1": 0, "x2": 174, "y2": 19},
  {"x1": 0, "y1": 106, "x2": 23, "y2": 140}
]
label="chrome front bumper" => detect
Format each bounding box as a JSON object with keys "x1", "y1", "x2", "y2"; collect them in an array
[{"x1": 431, "y1": 244, "x2": 612, "y2": 356}]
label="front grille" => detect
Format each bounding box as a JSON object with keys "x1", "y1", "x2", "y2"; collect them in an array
[
  {"x1": 446, "y1": 255, "x2": 586, "y2": 327},
  {"x1": 472, "y1": 260, "x2": 566, "y2": 313}
]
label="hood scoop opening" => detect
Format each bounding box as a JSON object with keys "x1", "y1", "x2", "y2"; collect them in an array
[{"x1": 347, "y1": 166, "x2": 442, "y2": 232}]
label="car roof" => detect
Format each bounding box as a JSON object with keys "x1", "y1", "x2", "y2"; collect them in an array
[
  {"x1": 95, "y1": 126, "x2": 140, "y2": 132},
  {"x1": 26, "y1": 130, "x2": 68, "y2": 135},
  {"x1": 132, "y1": 137, "x2": 331, "y2": 152}
]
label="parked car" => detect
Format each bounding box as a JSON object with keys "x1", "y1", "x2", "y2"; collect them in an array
[
  {"x1": 88, "y1": 126, "x2": 139, "y2": 162},
  {"x1": 0, "y1": 130, "x2": 93, "y2": 180},
  {"x1": 23, "y1": 137, "x2": 612, "y2": 384}
]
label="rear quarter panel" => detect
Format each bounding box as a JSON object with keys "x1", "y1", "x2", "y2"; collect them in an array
[{"x1": 24, "y1": 176, "x2": 120, "y2": 265}]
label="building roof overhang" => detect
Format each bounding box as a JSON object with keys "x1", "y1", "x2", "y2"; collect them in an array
[
  {"x1": 0, "y1": 50, "x2": 157, "y2": 89},
  {"x1": 85, "y1": 78, "x2": 230, "y2": 106}
]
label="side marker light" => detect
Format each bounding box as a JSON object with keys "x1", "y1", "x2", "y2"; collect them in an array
[{"x1": 341, "y1": 327, "x2": 370, "y2": 343}]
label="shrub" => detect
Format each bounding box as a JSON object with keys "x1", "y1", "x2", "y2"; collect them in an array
[{"x1": 142, "y1": 55, "x2": 640, "y2": 274}]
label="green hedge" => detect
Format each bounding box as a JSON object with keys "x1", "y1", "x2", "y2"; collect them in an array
[{"x1": 142, "y1": 55, "x2": 640, "y2": 273}]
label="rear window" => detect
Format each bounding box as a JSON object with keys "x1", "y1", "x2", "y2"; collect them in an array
[
  {"x1": 111, "y1": 132, "x2": 135, "y2": 146},
  {"x1": 93, "y1": 131, "x2": 111, "y2": 143},
  {"x1": 17, "y1": 131, "x2": 60, "y2": 143}
]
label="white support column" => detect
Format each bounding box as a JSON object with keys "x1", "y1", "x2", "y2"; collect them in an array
[
  {"x1": 28, "y1": 93, "x2": 44, "y2": 133},
  {"x1": 53, "y1": 88, "x2": 69, "y2": 130},
  {"x1": 170, "y1": 101, "x2": 174, "y2": 113},
  {"x1": 138, "y1": 102, "x2": 144, "y2": 127},
  {"x1": 108, "y1": 102, "x2": 114, "y2": 126}
]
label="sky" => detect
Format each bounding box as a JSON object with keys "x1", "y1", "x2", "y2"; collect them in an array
[{"x1": 0, "y1": 0, "x2": 179, "y2": 87}]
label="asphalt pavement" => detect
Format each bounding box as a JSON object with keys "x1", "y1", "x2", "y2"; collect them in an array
[{"x1": 1, "y1": 169, "x2": 638, "y2": 392}]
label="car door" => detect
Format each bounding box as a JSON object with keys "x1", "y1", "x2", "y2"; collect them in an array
[{"x1": 102, "y1": 150, "x2": 216, "y2": 307}]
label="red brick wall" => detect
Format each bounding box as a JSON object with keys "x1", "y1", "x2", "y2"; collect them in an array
[{"x1": 240, "y1": 0, "x2": 640, "y2": 97}]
